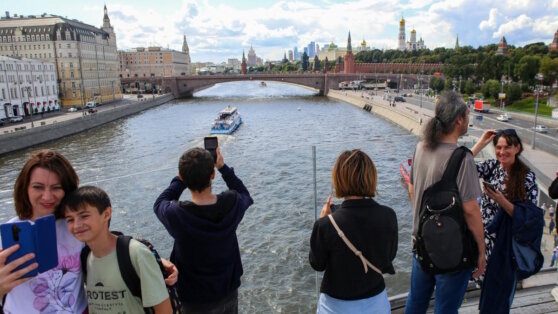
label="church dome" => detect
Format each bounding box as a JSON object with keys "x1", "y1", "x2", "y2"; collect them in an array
[
  {"x1": 400, "y1": 18, "x2": 405, "y2": 25},
  {"x1": 411, "y1": 28, "x2": 416, "y2": 34},
  {"x1": 361, "y1": 39, "x2": 367, "y2": 47}
]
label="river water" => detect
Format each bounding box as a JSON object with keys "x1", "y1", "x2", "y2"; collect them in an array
[{"x1": 0, "y1": 81, "x2": 418, "y2": 313}]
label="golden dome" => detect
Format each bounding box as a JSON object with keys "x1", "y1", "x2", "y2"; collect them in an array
[
  {"x1": 361, "y1": 39, "x2": 367, "y2": 47},
  {"x1": 411, "y1": 28, "x2": 416, "y2": 33},
  {"x1": 400, "y1": 17, "x2": 405, "y2": 25}
]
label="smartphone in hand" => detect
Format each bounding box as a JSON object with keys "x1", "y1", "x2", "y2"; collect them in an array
[
  {"x1": 204, "y1": 136, "x2": 218, "y2": 162},
  {"x1": 0, "y1": 214, "x2": 58, "y2": 277},
  {"x1": 1, "y1": 221, "x2": 38, "y2": 278},
  {"x1": 483, "y1": 180, "x2": 497, "y2": 192}
]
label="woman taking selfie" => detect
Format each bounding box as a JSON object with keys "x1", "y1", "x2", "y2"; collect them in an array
[
  {"x1": 0, "y1": 149, "x2": 87, "y2": 313},
  {"x1": 472, "y1": 129, "x2": 542, "y2": 313},
  {"x1": 309, "y1": 149, "x2": 398, "y2": 314}
]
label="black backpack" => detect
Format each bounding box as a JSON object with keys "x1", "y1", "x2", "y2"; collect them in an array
[
  {"x1": 415, "y1": 146, "x2": 478, "y2": 275},
  {"x1": 80, "y1": 231, "x2": 182, "y2": 314}
]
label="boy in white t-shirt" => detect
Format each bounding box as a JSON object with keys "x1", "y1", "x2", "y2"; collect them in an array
[{"x1": 64, "y1": 186, "x2": 172, "y2": 314}]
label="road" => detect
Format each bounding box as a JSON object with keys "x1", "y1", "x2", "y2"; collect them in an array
[{"x1": 397, "y1": 90, "x2": 558, "y2": 156}]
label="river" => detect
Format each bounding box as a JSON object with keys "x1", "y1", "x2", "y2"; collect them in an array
[{"x1": 0, "y1": 81, "x2": 418, "y2": 313}]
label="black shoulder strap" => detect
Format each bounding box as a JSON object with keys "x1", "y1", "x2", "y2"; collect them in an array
[
  {"x1": 441, "y1": 146, "x2": 470, "y2": 182},
  {"x1": 80, "y1": 245, "x2": 91, "y2": 280},
  {"x1": 116, "y1": 235, "x2": 142, "y2": 299}
]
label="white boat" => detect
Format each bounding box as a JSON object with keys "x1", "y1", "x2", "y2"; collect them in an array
[
  {"x1": 210, "y1": 106, "x2": 242, "y2": 135},
  {"x1": 260, "y1": 81, "x2": 267, "y2": 87}
]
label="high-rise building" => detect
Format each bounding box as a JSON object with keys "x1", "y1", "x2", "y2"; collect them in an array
[
  {"x1": 0, "y1": 6, "x2": 122, "y2": 107},
  {"x1": 119, "y1": 34, "x2": 191, "y2": 78},
  {"x1": 398, "y1": 17, "x2": 406, "y2": 51},
  {"x1": 303, "y1": 47, "x2": 308, "y2": 56},
  {"x1": 288, "y1": 50, "x2": 293, "y2": 61},
  {"x1": 247, "y1": 45, "x2": 257, "y2": 66},
  {"x1": 0, "y1": 56, "x2": 59, "y2": 120},
  {"x1": 308, "y1": 41, "x2": 315, "y2": 57},
  {"x1": 293, "y1": 46, "x2": 298, "y2": 60}
]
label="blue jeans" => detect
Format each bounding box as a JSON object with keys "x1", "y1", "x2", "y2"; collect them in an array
[
  {"x1": 317, "y1": 289, "x2": 390, "y2": 314},
  {"x1": 405, "y1": 255, "x2": 472, "y2": 314}
]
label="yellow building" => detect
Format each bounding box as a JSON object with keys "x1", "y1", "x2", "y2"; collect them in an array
[
  {"x1": 0, "y1": 6, "x2": 121, "y2": 107},
  {"x1": 318, "y1": 41, "x2": 347, "y2": 62}
]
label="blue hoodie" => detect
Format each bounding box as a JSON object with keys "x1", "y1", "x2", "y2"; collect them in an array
[{"x1": 154, "y1": 164, "x2": 253, "y2": 304}]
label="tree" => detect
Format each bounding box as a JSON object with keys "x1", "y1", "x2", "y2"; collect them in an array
[
  {"x1": 313, "y1": 55, "x2": 320, "y2": 72},
  {"x1": 540, "y1": 56, "x2": 558, "y2": 86},
  {"x1": 464, "y1": 80, "x2": 475, "y2": 95},
  {"x1": 514, "y1": 55, "x2": 541, "y2": 86},
  {"x1": 429, "y1": 76, "x2": 444, "y2": 92},
  {"x1": 482, "y1": 79, "x2": 501, "y2": 99},
  {"x1": 301, "y1": 52, "x2": 309, "y2": 71},
  {"x1": 504, "y1": 82, "x2": 522, "y2": 102}
]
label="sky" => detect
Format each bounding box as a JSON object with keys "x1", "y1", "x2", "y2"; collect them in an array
[{"x1": 4, "y1": 0, "x2": 558, "y2": 63}]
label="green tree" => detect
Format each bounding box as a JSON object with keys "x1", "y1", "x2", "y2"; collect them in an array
[
  {"x1": 504, "y1": 82, "x2": 522, "y2": 102},
  {"x1": 313, "y1": 55, "x2": 320, "y2": 71},
  {"x1": 464, "y1": 80, "x2": 475, "y2": 95},
  {"x1": 540, "y1": 56, "x2": 558, "y2": 86},
  {"x1": 301, "y1": 52, "x2": 309, "y2": 71},
  {"x1": 429, "y1": 76, "x2": 444, "y2": 92},
  {"x1": 514, "y1": 55, "x2": 541, "y2": 85},
  {"x1": 482, "y1": 79, "x2": 501, "y2": 99}
]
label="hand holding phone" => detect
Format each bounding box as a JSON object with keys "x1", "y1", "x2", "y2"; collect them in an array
[
  {"x1": 483, "y1": 180, "x2": 497, "y2": 192},
  {"x1": 204, "y1": 136, "x2": 218, "y2": 163}
]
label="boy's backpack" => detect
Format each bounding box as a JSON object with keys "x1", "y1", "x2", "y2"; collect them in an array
[
  {"x1": 80, "y1": 231, "x2": 182, "y2": 314},
  {"x1": 415, "y1": 146, "x2": 478, "y2": 275}
]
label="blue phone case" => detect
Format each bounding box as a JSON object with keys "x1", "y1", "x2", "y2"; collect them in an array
[
  {"x1": 34, "y1": 215, "x2": 58, "y2": 273},
  {"x1": 1, "y1": 221, "x2": 38, "y2": 278},
  {"x1": 0, "y1": 214, "x2": 58, "y2": 277}
]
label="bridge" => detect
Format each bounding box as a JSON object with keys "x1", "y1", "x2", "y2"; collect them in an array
[{"x1": 121, "y1": 73, "x2": 437, "y2": 98}]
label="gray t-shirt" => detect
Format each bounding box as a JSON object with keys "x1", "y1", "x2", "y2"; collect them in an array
[{"x1": 410, "y1": 142, "x2": 482, "y2": 237}]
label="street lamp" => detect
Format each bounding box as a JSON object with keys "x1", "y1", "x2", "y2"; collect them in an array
[{"x1": 532, "y1": 73, "x2": 544, "y2": 149}]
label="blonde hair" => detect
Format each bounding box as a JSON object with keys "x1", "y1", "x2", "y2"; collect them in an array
[{"x1": 332, "y1": 149, "x2": 377, "y2": 198}]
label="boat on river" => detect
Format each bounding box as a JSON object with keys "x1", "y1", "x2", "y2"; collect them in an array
[
  {"x1": 260, "y1": 81, "x2": 267, "y2": 87},
  {"x1": 210, "y1": 106, "x2": 242, "y2": 134},
  {"x1": 399, "y1": 157, "x2": 412, "y2": 189}
]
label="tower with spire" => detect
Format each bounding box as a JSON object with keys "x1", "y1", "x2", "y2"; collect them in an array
[
  {"x1": 101, "y1": 5, "x2": 117, "y2": 48},
  {"x1": 181, "y1": 34, "x2": 191, "y2": 74},
  {"x1": 398, "y1": 16, "x2": 406, "y2": 51},
  {"x1": 344, "y1": 31, "x2": 355, "y2": 74},
  {"x1": 241, "y1": 50, "x2": 247, "y2": 74},
  {"x1": 455, "y1": 34, "x2": 460, "y2": 50}
]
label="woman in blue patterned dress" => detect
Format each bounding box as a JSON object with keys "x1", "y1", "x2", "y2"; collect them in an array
[
  {"x1": 471, "y1": 129, "x2": 538, "y2": 262},
  {"x1": 471, "y1": 129, "x2": 539, "y2": 313}
]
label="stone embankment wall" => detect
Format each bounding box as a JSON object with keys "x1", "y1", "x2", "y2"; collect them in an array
[
  {"x1": 327, "y1": 90, "x2": 423, "y2": 136},
  {"x1": 0, "y1": 94, "x2": 174, "y2": 156}
]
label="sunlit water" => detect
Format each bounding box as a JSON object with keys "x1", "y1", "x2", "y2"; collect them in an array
[{"x1": 0, "y1": 81, "x2": 418, "y2": 313}]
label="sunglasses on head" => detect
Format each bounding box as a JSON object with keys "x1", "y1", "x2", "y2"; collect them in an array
[{"x1": 496, "y1": 129, "x2": 518, "y2": 137}]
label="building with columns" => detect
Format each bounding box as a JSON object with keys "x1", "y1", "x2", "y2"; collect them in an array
[
  {"x1": 0, "y1": 6, "x2": 121, "y2": 107},
  {"x1": 118, "y1": 36, "x2": 192, "y2": 79},
  {"x1": 0, "y1": 55, "x2": 59, "y2": 120}
]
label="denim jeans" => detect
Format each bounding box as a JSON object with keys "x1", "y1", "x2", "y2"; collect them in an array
[
  {"x1": 405, "y1": 255, "x2": 472, "y2": 314},
  {"x1": 317, "y1": 289, "x2": 390, "y2": 314}
]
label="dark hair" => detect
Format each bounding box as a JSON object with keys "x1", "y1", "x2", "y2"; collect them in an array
[
  {"x1": 493, "y1": 130, "x2": 530, "y2": 201},
  {"x1": 332, "y1": 149, "x2": 377, "y2": 198},
  {"x1": 179, "y1": 147, "x2": 214, "y2": 192},
  {"x1": 14, "y1": 149, "x2": 79, "y2": 220},
  {"x1": 423, "y1": 91, "x2": 468, "y2": 150},
  {"x1": 64, "y1": 185, "x2": 112, "y2": 215}
]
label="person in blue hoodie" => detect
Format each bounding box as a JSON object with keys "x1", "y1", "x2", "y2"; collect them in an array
[{"x1": 154, "y1": 147, "x2": 253, "y2": 313}]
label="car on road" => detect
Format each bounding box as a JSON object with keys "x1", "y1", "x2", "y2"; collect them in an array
[
  {"x1": 68, "y1": 107, "x2": 78, "y2": 112},
  {"x1": 137, "y1": 94, "x2": 144, "y2": 99},
  {"x1": 85, "y1": 101, "x2": 96, "y2": 108},
  {"x1": 9, "y1": 116, "x2": 23, "y2": 123},
  {"x1": 532, "y1": 125, "x2": 548, "y2": 133},
  {"x1": 0, "y1": 119, "x2": 4, "y2": 126},
  {"x1": 496, "y1": 114, "x2": 510, "y2": 122},
  {"x1": 394, "y1": 96, "x2": 405, "y2": 102}
]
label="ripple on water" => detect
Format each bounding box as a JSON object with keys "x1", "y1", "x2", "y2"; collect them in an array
[{"x1": 0, "y1": 81, "x2": 417, "y2": 312}]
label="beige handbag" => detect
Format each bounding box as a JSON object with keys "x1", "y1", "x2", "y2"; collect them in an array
[{"x1": 327, "y1": 214, "x2": 382, "y2": 275}]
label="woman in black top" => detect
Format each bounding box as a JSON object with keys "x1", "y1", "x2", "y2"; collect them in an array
[{"x1": 309, "y1": 149, "x2": 398, "y2": 314}]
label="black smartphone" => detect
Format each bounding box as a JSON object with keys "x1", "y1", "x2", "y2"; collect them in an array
[
  {"x1": 204, "y1": 137, "x2": 218, "y2": 162},
  {"x1": 483, "y1": 180, "x2": 497, "y2": 192}
]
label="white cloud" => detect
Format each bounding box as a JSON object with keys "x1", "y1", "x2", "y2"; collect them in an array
[
  {"x1": 479, "y1": 8, "x2": 499, "y2": 31},
  {"x1": 493, "y1": 14, "x2": 533, "y2": 38}
]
